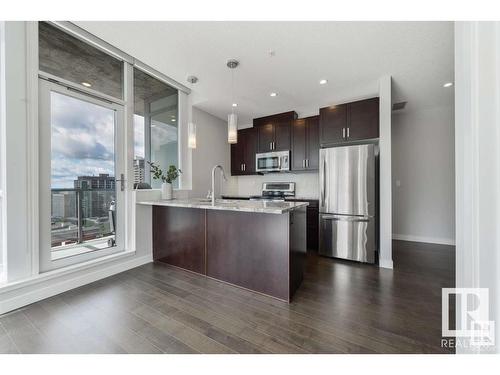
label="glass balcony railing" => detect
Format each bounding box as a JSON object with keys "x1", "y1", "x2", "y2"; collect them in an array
[{"x1": 51, "y1": 188, "x2": 116, "y2": 250}]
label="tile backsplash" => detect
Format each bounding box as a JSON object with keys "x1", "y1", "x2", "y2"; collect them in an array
[{"x1": 224, "y1": 172, "x2": 319, "y2": 199}]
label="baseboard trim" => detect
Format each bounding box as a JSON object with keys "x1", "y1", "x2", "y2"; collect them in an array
[
  {"x1": 392, "y1": 233, "x2": 455, "y2": 246},
  {"x1": 0, "y1": 254, "x2": 152, "y2": 315},
  {"x1": 379, "y1": 258, "x2": 394, "y2": 269}
]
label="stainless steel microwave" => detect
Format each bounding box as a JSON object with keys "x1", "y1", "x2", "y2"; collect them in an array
[{"x1": 256, "y1": 150, "x2": 290, "y2": 173}]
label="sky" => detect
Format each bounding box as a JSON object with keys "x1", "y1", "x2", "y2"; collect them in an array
[
  {"x1": 51, "y1": 91, "x2": 177, "y2": 189},
  {"x1": 51, "y1": 92, "x2": 115, "y2": 188}
]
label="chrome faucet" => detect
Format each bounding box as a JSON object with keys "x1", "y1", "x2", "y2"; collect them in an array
[{"x1": 211, "y1": 165, "x2": 227, "y2": 205}]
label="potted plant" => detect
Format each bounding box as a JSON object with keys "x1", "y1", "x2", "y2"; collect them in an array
[{"x1": 148, "y1": 162, "x2": 182, "y2": 200}]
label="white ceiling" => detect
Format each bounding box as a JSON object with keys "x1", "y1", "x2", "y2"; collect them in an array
[{"x1": 75, "y1": 21, "x2": 454, "y2": 126}]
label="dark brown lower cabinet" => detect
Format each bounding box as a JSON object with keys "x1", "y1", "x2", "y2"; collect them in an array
[
  {"x1": 152, "y1": 206, "x2": 205, "y2": 274},
  {"x1": 206, "y1": 210, "x2": 290, "y2": 300},
  {"x1": 152, "y1": 205, "x2": 307, "y2": 302},
  {"x1": 286, "y1": 199, "x2": 319, "y2": 251}
]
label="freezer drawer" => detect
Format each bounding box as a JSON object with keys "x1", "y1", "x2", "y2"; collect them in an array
[{"x1": 319, "y1": 213, "x2": 375, "y2": 263}]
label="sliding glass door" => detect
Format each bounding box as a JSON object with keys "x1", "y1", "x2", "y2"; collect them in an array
[{"x1": 38, "y1": 79, "x2": 126, "y2": 272}]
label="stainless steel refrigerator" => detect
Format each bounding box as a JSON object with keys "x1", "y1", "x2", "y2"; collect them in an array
[{"x1": 319, "y1": 144, "x2": 377, "y2": 263}]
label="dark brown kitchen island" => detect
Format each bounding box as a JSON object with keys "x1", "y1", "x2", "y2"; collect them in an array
[{"x1": 138, "y1": 199, "x2": 308, "y2": 302}]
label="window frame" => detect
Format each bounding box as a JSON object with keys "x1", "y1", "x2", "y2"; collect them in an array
[
  {"x1": 32, "y1": 21, "x2": 190, "y2": 276},
  {"x1": 133, "y1": 65, "x2": 180, "y2": 187}
]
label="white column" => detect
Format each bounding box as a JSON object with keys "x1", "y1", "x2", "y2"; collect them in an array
[
  {"x1": 3, "y1": 22, "x2": 32, "y2": 282},
  {"x1": 378, "y1": 75, "x2": 393, "y2": 269},
  {"x1": 455, "y1": 21, "x2": 500, "y2": 354}
]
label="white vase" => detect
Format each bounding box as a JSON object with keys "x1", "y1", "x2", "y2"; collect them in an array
[{"x1": 161, "y1": 182, "x2": 173, "y2": 200}]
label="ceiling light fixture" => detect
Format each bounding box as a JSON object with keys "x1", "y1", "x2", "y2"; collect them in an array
[
  {"x1": 227, "y1": 59, "x2": 239, "y2": 144},
  {"x1": 319, "y1": 79, "x2": 328, "y2": 85},
  {"x1": 171, "y1": 119, "x2": 176, "y2": 122},
  {"x1": 270, "y1": 92, "x2": 277, "y2": 97},
  {"x1": 81, "y1": 82, "x2": 92, "y2": 87},
  {"x1": 232, "y1": 103, "x2": 238, "y2": 107},
  {"x1": 443, "y1": 82, "x2": 453, "y2": 88}
]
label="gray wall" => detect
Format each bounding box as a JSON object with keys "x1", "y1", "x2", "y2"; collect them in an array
[
  {"x1": 190, "y1": 107, "x2": 235, "y2": 198},
  {"x1": 392, "y1": 104, "x2": 455, "y2": 245}
]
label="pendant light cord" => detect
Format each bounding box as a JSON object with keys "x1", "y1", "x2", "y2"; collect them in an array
[{"x1": 231, "y1": 68, "x2": 234, "y2": 114}]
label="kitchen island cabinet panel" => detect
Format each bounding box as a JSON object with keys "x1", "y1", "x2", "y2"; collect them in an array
[
  {"x1": 206, "y1": 210, "x2": 290, "y2": 300},
  {"x1": 153, "y1": 206, "x2": 205, "y2": 274}
]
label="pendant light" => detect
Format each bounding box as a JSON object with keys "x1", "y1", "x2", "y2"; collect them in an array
[
  {"x1": 227, "y1": 59, "x2": 239, "y2": 144},
  {"x1": 186, "y1": 75, "x2": 198, "y2": 149}
]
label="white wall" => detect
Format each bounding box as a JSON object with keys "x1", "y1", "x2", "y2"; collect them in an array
[
  {"x1": 190, "y1": 106, "x2": 237, "y2": 198},
  {"x1": 0, "y1": 21, "x2": 5, "y2": 281},
  {"x1": 392, "y1": 105, "x2": 455, "y2": 245}
]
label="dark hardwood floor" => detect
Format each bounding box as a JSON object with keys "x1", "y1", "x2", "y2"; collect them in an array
[{"x1": 0, "y1": 240, "x2": 455, "y2": 354}]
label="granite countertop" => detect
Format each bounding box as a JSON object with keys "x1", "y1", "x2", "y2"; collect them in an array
[
  {"x1": 137, "y1": 198, "x2": 308, "y2": 214},
  {"x1": 221, "y1": 195, "x2": 319, "y2": 201}
]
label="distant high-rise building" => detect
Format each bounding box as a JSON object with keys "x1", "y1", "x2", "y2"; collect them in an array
[
  {"x1": 51, "y1": 191, "x2": 77, "y2": 218},
  {"x1": 73, "y1": 173, "x2": 115, "y2": 190},
  {"x1": 73, "y1": 174, "x2": 115, "y2": 218},
  {"x1": 133, "y1": 158, "x2": 145, "y2": 184},
  {"x1": 52, "y1": 193, "x2": 65, "y2": 218}
]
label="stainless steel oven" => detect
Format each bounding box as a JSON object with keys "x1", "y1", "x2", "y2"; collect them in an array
[{"x1": 256, "y1": 151, "x2": 290, "y2": 173}]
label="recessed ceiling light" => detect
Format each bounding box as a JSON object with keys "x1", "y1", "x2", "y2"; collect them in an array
[
  {"x1": 232, "y1": 103, "x2": 238, "y2": 107},
  {"x1": 81, "y1": 82, "x2": 92, "y2": 87},
  {"x1": 319, "y1": 79, "x2": 328, "y2": 85},
  {"x1": 270, "y1": 92, "x2": 277, "y2": 97},
  {"x1": 171, "y1": 119, "x2": 176, "y2": 122},
  {"x1": 443, "y1": 82, "x2": 453, "y2": 88}
]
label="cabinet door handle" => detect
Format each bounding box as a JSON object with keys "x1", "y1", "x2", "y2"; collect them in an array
[
  {"x1": 302, "y1": 159, "x2": 305, "y2": 168},
  {"x1": 342, "y1": 128, "x2": 346, "y2": 138},
  {"x1": 347, "y1": 127, "x2": 350, "y2": 138},
  {"x1": 244, "y1": 163, "x2": 246, "y2": 171},
  {"x1": 306, "y1": 159, "x2": 309, "y2": 168},
  {"x1": 269, "y1": 142, "x2": 273, "y2": 150},
  {"x1": 241, "y1": 164, "x2": 243, "y2": 171}
]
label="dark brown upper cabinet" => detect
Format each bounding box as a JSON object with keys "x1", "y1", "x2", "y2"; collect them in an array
[
  {"x1": 253, "y1": 111, "x2": 297, "y2": 153},
  {"x1": 291, "y1": 115, "x2": 319, "y2": 171},
  {"x1": 347, "y1": 97, "x2": 380, "y2": 141},
  {"x1": 230, "y1": 127, "x2": 258, "y2": 176},
  {"x1": 319, "y1": 97, "x2": 379, "y2": 146}
]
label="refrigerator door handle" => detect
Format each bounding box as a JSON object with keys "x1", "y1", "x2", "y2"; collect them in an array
[
  {"x1": 322, "y1": 215, "x2": 370, "y2": 223},
  {"x1": 320, "y1": 156, "x2": 326, "y2": 209}
]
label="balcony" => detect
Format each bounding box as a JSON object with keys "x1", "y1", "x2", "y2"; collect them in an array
[{"x1": 51, "y1": 188, "x2": 116, "y2": 260}]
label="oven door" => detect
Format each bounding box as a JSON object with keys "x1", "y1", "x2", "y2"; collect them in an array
[{"x1": 256, "y1": 153, "x2": 281, "y2": 172}]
